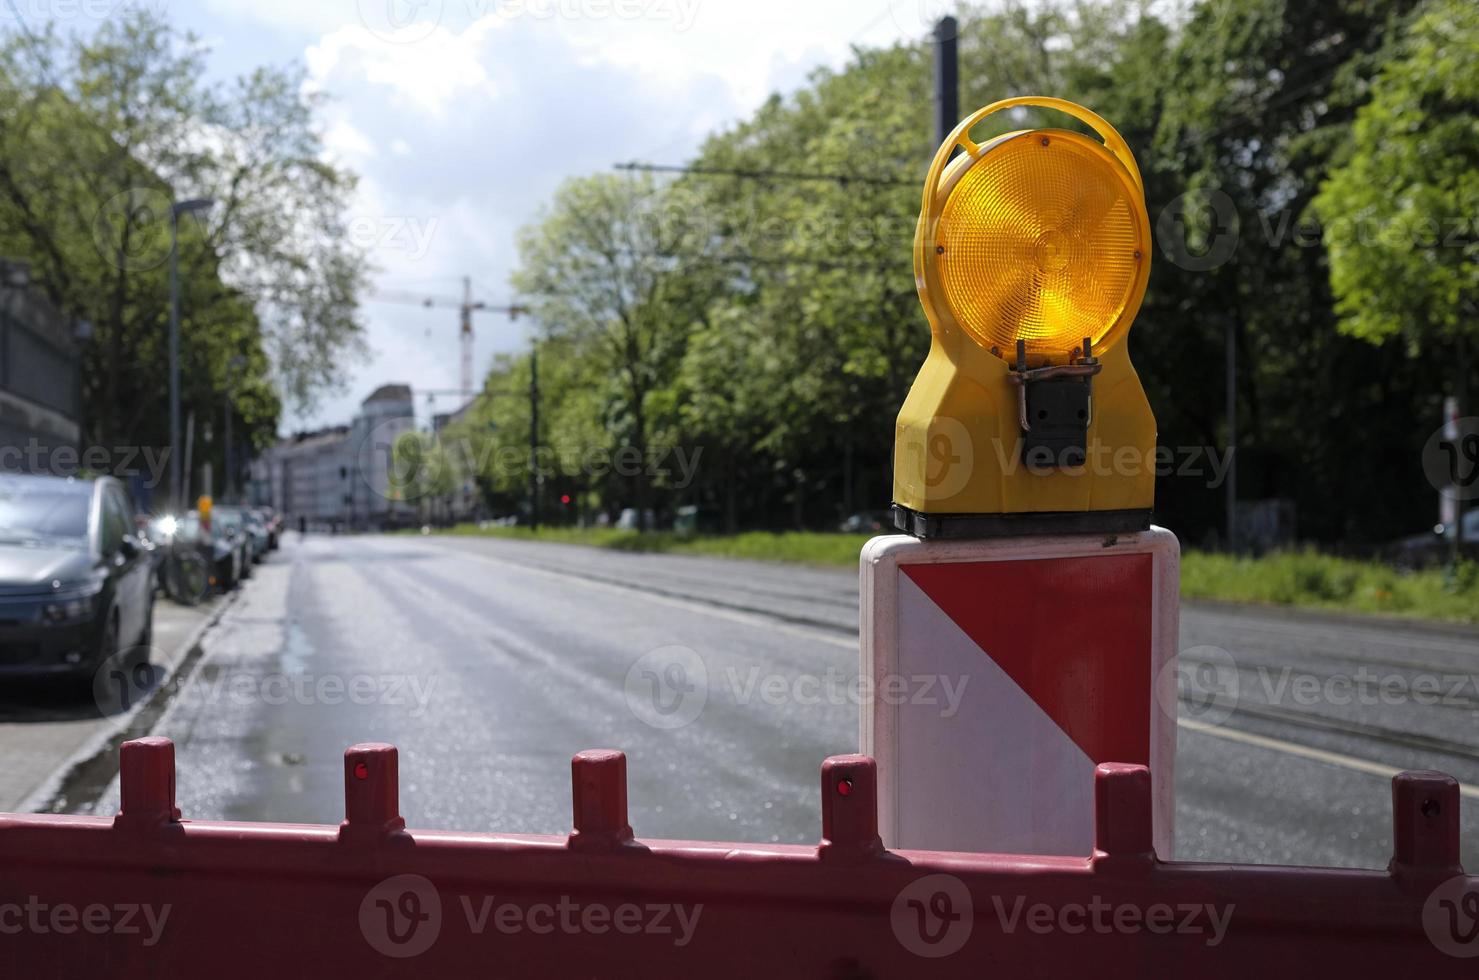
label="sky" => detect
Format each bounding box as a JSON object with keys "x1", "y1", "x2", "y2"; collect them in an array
[{"x1": 21, "y1": 0, "x2": 944, "y2": 433}]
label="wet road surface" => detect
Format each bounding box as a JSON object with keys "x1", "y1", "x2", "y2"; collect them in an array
[{"x1": 80, "y1": 532, "x2": 1479, "y2": 868}]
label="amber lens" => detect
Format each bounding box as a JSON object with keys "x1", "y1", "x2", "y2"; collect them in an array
[{"x1": 934, "y1": 131, "x2": 1145, "y2": 357}]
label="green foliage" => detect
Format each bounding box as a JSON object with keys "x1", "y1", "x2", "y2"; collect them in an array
[
  {"x1": 435, "y1": 523, "x2": 877, "y2": 567},
  {"x1": 390, "y1": 429, "x2": 456, "y2": 503},
  {"x1": 0, "y1": 9, "x2": 366, "y2": 490},
  {"x1": 1180, "y1": 549, "x2": 1479, "y2": 622},
  {"x1": 1314, "y1": 0, "x2": 1478, "y2": 352},
  {"x1": 495, "y1": 0, "x2": 1473, "y2": 547}
]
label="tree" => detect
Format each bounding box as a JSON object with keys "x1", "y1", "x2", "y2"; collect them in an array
[
  {"x1": 1314, "y1": 0, "x2": 1478, "y2": 403},
  {"x1": 512, "y1": 173, "x2": 714, "y2": 529},
  {"x1": 0, "y1": 9, "x2": 366, "y2": 492}
]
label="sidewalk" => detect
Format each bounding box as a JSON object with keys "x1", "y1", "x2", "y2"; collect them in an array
[{"x1": 0, "y1": 592, "x2": 226, "y2": 812}]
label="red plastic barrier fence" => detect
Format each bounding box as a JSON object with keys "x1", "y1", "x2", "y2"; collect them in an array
[{"x1": 1, "y1": 736, "x2": 1476, "y2": 978}]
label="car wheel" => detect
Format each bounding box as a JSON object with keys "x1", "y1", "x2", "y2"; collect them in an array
[{"x1": 80, "y1": 611, "x2": 121, "y2": 695}]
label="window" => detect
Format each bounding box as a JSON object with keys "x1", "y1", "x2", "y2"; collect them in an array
[{"x1": 100, "y1": 488, "x2": 129, "y2": 555}]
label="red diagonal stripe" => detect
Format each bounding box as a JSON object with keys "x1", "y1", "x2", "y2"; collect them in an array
[{"x1": 902, "y1": 554, "x2": 1153, "y2": 765}]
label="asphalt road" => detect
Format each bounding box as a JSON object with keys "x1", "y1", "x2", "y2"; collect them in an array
[{"x1": 77, "y1": 532, "x2": 1479, "y2": 870}]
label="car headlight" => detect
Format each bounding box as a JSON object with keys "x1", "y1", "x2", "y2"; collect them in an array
[{"x1": 42, "y1": 584, "x2": 103, "y2": 625}]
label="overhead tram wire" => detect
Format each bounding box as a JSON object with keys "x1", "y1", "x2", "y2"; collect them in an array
[{"x1": 614, "y1": 161, "x2": 914, "y2": 188}]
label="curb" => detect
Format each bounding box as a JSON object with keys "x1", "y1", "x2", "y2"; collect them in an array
[{"x1": 17, "y1": 588, "x2": 239, "y2": 815}]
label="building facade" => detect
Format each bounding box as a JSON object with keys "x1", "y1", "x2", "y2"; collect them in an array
[
  {"x1": 250, "y1": 383, "x2": 416, "y2": 529},
  {"x1": 0, "y1": 264, "x2": 83, "y2": 460}
]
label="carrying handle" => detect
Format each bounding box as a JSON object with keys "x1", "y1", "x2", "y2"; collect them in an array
[{"x1": 920, "y1": 96, "x2": 1145, "y2": 220}]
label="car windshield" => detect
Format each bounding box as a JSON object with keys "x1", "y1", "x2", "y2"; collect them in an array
[{"x1": 0, "y1": 484, "x2": 90, "y2": 546}]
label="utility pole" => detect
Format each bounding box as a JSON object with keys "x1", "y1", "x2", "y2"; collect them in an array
[
  {"x1": 168, "y1": 198, "x2": 214, "y2": 510},
  {"x1": 182, "y1": 411, "x2": 195, "y2": 506},
  {"x1": 1225, "y1": 321, "x2": 1238, "y2": 553},
  {"x1": 528, "y1": 341, "x2": 541, "y2": 531},
  {"x1": 223, "y1": 392, "x2": 232, "y2": 503},
  {"x1": 460, "y1": 275, "x2": 474, "y2": 397},
  {"x1": 222, "y1": 355, "x2": 245, "y2": 502},
  {"x1": 933, "y1": 16, "x2": 959, "y2": 152}
]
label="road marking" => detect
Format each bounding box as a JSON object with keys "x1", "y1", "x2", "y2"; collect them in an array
[
  {"x1": 1180, "y1": 717, "x2": 1479, "y2": 800},
  {"x1": 428, "y1": 542, "x2": 857, "y2": 651}
]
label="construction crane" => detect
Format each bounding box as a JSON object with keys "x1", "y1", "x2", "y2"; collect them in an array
[{"x1": 368, "y1": 277, "x2": 528, "y2": 397}]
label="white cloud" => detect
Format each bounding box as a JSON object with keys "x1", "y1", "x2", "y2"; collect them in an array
[{"x1": 193, "y1": 1, "x2": 928, "y2": 431}]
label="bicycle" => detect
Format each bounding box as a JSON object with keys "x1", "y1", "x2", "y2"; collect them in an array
[{"x1": 161, "y1": 542, "x2": 212, "y2": 606}]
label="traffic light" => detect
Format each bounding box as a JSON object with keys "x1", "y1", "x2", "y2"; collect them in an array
[{"x1": 893, "y1": 96, "x2": 1155, "y2": 538}]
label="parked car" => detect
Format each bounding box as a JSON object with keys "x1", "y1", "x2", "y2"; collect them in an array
[
  {"x1": 0, "y1": 474, "x2": 154, "y2": 680},
  {"x1": 210, "y1": 506, "x2": 258, "y2": 578},
  {"x1": 838, "y1": 510, "x2": 890, "y2": 534},
  {"x1": 216, "y1": 505, "x2": 268, "y2": 565},
  {"x1": 243, "y1": 509, "x2": 270, "y2": 561},
  {"x1": 254, "y1": 507, "x2": 282, "y2": 551},
  {"x1": 172, "y1": 512, "x2": 242, "y2": 593},
  {"x1": 1388, "y1": 508, "x2": 1479, "y2": 568}
]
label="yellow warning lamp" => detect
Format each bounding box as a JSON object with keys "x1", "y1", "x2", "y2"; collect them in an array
[{"x1": 893, "y1": 96, "x2": 1156, "y2": 538}]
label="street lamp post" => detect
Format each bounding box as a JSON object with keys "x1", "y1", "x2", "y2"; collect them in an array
[
  {"x1": 169, "y1": 197, "x2": 215, "y2": 510},
  {"x1": 224, "y1": 354, "x2": 246, "y2": 502}
]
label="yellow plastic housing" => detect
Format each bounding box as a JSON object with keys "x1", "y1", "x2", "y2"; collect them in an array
[{"x1": 894, "y1": 97, "x2": 1156, "y2": 520}]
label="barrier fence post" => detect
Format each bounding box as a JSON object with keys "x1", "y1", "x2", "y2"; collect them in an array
[
  {"x1": 1391, "y1": 771, "x2": 1462, "y2": 879},
  {"x1": 568, "y1": 749, "x2": 634, "y2": 851},
  {"x1": 1093, "y1": 762, "x2": 1154, "y2": 863},
  {"x1": 818, "y1": 754, "x2": 883, "y2": 865},
  {"x1": 115, "y1": 735, "x2": 181, "y2": 830},
  {"x1": 340, "y1": 742, "x2": 405, "y2": 842}
]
